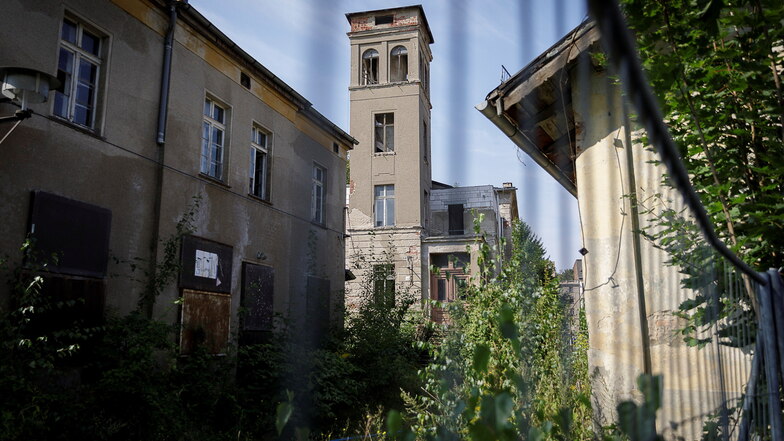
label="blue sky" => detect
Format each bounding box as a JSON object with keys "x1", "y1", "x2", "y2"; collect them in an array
[{"x1": 189, "y1": 0, "x2": 588, "y2": 270}]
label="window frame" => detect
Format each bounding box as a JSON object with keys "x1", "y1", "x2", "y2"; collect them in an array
[
  {"x1": 249, "y1": 124, "x2": 272, "y2": 201},
  {"x1": 390, "y1": 45, "x2": 408, "y2": 82},
  {"x1": 374, "y1": 184, "x2": 395, "y2": 227},
  {"x1": 361, "y1": 49, "x2": 379, "y2": 85},
  {"x1": 53, "y1": 15, "x2": 106, "y2": 130},
  {"x1": 201, "y1": 96, "x2": 229, "y2": 181},
  {"x1": 448, "y1": 203, "x2": 465, "y2": 235},
  {"x1": 311, "y1": 163, "x2": 327, "y2": 224},
  {"x1": 374, "y1": 112, "x2": 395, "y2": 153}
]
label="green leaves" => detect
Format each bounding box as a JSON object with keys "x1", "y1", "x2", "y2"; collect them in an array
[
  {"x1": 473, "y1": 344, "x2": 491, "y2": 373},
  {"x1": 614, "y1": 375, "x2": 664, "y2": 441}
]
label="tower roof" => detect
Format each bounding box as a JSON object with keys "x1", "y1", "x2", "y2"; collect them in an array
[{"x1": 345, "y1": 5, "x2": 434, "y2": 44}]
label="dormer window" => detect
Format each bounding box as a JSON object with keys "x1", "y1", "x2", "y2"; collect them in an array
[
  {"x1": 361, "y1": 49, "x2": 379, "y2": 85},
  {"x1": 390, "y1": 46, "x2": 408, "y2": 82}
]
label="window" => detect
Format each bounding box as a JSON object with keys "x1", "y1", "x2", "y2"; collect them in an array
[
  {"x1": 373, "y1": 264, "x2": 395, "y2": 306},
  {"x1": 53, "y1": 17, "x2": 103, "y2": 129},
  {"x1": 423, "y1": 120, "x2": 428, "y2": 162},
  {"x1": 240, "y1": 72, "x2": 251, "y2": 89},
  {"x1": 374, "y1": 113, "x2": 394, "y2": 153},
  {"x1": 390, "y1": 46, "x2": 408, "y2": 82},
  {"x1": 312, "y1": 164, "x2": 326, "y2": 224},
  {"x1": 374, "y1": 185, "x2": 395, "y2": 227},
  {"x1": 249, "y1": 125, "x2": 271, "y2": 200},
  {"x1": 448, "y1": 204, "x2": 464, "y2": 235},
  {"x1": 362, "y1": 49, "x2": 379, "y2": 85},
  {"x1": 424, "y1": 190, "x2": 430, "y2": 229},
  {"x1": 419, "y1": 52, "x2": 429, "y2": 95},
  {"x1": 201, "y1": 97, "x2": 227, "y2": 180},
  {"x1": 375, "y1": 15, "x2": 393, "y2": 25}
]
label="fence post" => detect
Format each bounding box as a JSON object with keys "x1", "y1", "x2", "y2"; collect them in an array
[
  {"x1": 768, "y1": 269, "x2": 784, "y2": 388},
  {"x1": 737, "y1": 337, "x2": 762, "y2": 441},
  {"x1": 758, "y1": 271, "x2": 783, "y2": 441}
]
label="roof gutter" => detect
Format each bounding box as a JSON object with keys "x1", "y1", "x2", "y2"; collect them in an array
[{"x1": 476, "y1": 99, "x2": 577, "y2": 197}]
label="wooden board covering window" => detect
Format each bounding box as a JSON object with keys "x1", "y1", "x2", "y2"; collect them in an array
[{"x1": 180, "y1": 289, "x2": 231, "y2": 355}]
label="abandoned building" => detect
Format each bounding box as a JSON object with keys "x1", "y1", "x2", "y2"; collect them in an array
[
  {"x1": 343, "y1": 6, "x2": 519, "y2": 316},
  {"x1": 479, "y1": 20, "x2": 750, "y2": 440},
  {"x1": 0, "y1": 0, "x2": 356, "y2": 353}
]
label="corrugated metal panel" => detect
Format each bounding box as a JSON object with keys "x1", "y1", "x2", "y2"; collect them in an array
[{"x1": 180, "y1": 289, "x2": 231, "y2": 355}]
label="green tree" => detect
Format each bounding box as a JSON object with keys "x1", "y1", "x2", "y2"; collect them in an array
[
  {"x1": 621, "y1": 0, "x2": 784, "y2": 271},
  {"x1": 620, "y1": 0, "x2": 784, "y2": 352}
]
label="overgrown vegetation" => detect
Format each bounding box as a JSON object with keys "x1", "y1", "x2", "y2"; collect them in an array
[
  {"x1": 1, "y1": 204, "x2": 592, "y2": 440},
  {"x1": 396, "y1": 219, "x2": 593, "y2": 440},
  {"x1": 0, "y1": 230, "x2": 428, "y2": 440}
]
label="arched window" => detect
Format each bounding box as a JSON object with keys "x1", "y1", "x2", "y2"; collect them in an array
[
  {"x1": 362, "y1": 49, "x2": 379, "y2": 85},
  {"x1": 390, "y1": 46, "x2": 408, "y2": 82}
]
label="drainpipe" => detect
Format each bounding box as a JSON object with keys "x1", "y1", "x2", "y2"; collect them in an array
[
  {"x1": 145, "y1": 0, "x2": 182, "y2": 317},
  {"x1": 156, "y1": 1, "x2": 180, "y2": 145},
  {"x1": 476, "y1": 99, "x2": 578, "y2": 198}
]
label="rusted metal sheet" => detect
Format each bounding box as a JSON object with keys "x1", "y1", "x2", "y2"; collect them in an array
[
  {"x1": 179, "y1": 235, "x2": 233, "y2": 294},
  {"x1": 180, "y1": 289, "x2": 231, "y2": 355}
]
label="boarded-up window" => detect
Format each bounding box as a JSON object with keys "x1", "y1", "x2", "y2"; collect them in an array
[
  {"x1": 28, "y1": 191, "x2": 111, "y2": 278},
  {"x1": 306, "y1": 276, "x2": 330, "y2": 344},
  {"x1": 241, "y1": 263, "x2": 274, "y2": 333},
  {"x1": 180, "y1": 289, "x2": 231, "y2": 355},
  {"x1": 30, "y1": 276, "x2": 106, "y2": 332},
  {"x1": 179, "y1": 235, "x2": 233, "y2": 294},
  {"x1": 448, "y1": 204, "x2": 464, "y2": 235}
]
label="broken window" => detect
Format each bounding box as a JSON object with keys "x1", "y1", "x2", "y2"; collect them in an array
[
  {"x1": 361, "y1": 49, "x2": 379, "y2": 85},
  {"x1": 390, "y1": 45, "x2": 408, "y2": 82},
  {"x1": 374, "y1": 184, "x2": 395, "y2": 227},
  {"x1": 373, "y1": 264, "x2": 395, "y2": 306},
  {"x1": 374, "y1": 112, "x2": 394, "y2": 152},
  {"x1": 429, "y1": 252, "x2": 470, "y2": 323},
  {"x1": 448, "y1": 204, "x2": 464, "y2": 235}
]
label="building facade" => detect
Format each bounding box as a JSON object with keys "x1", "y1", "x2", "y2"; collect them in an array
[
  {"x1": 344, "y1": 6, "x2": 518, "y2": 314},
  {"x1": 0, "y1": 0, "x2": 355, "y2": 352}
]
